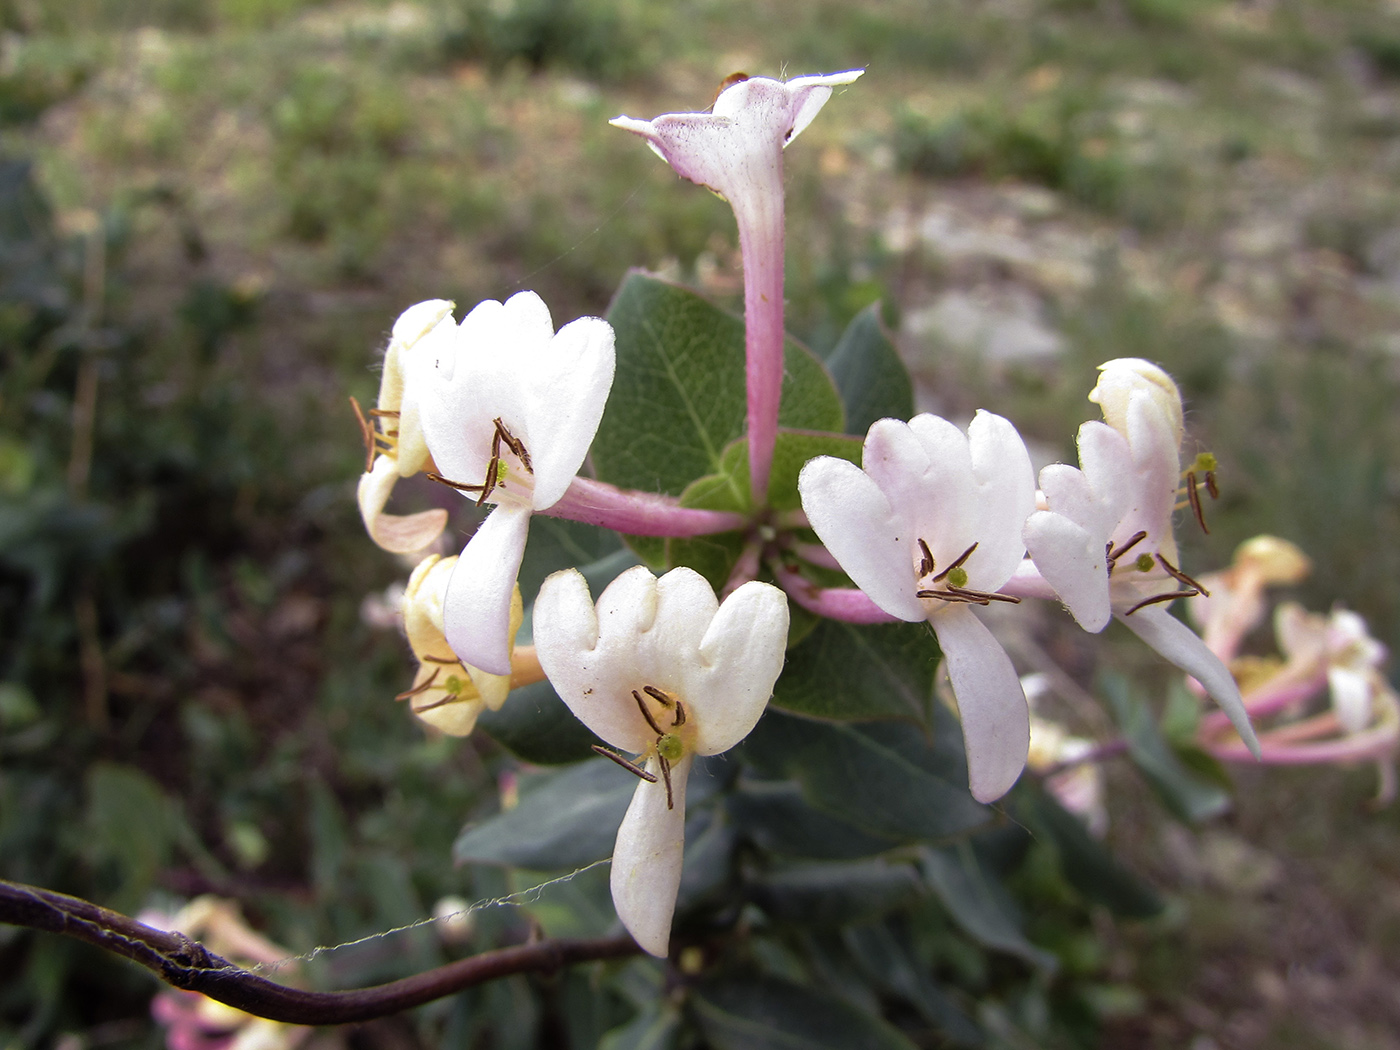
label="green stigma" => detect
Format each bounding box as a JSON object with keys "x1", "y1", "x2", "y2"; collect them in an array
[
  {"x1": 1191, "y1": 452, "x2": 1217, "y2": 473},
  {"x1": 947, "y1": 566, "x2": 969, "y2": 589},
  {"x1": 657, "y1": 733, "x2": 684, "y2": 763},
  {"x1": 1135, "y1": 553, "x2": 1155, "y2": 572},
  {"x1": 443, "y1": 674, "x2": 465, "y2": 697}
]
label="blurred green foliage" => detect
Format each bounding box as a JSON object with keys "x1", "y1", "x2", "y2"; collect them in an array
[{"x1": 0, "y1": 0, "x2": 1399, "y2": 1047}]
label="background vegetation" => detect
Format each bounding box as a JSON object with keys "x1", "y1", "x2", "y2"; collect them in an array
[{"x1": 3, "y1": 0, "x2": 1400, "y2": 1047}]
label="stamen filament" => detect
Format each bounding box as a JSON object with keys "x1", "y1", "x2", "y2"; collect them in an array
[
  {"x1": 633, "y1": 690, "x2": 667, "y2": 736},
  {"x1": 592, "y1": 745, "x2": 659, "y2": 783},
  {"x1": 395, "y1": 667, "x2": 440, "y2": 701}
]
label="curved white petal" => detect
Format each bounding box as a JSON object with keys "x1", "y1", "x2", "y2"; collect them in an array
[
  {"x1": 357, "y1": 456, "x2": 448, "y2": 554},
  {"x1": 1122, "y1": 393, "x2": 1181, "y2": 563},
  {"x1": 862, "y1": 418, "x2": 935, "y2": 531},
  {"x1": 691, "y1": 580, "x2": 789, "y2": 755},
  {"x1": 798, "y1": 456, "x2": 925, "y2": 621},
  {"x1": 965, "y1": 410, "x2": 1036, "y2": 588},
  {"x1": 1117, "y1": 604, "x2": 1261, "y2": 758},
  {"x1": 1090, "y1": 357, "x2": 1184, "y2": 447},
  {"x1": 533, "y1": 566, "x2": 662, "y2": 754},
  {"x1": 1023, "y1": 510, "x2": 1111, "y2": 632},
  {"x1": 1075, "y1": 421, "x2": 1134, "y2": 529},
  {"x1": 443, "y1": 505, "x2": 531, "y2": 676},
  {"x1": 1330, "y1": 666, "x2": 1374, "y2": 735},
  {"x1": 934, "y1": 606, "x2": 1030, "y2": 803},
  {"x1": 612, "y1": 755, "x2": 691, "y2": 957},
  {"x1": 524, "y1": 316, "x2": 616, "y2": 508}
]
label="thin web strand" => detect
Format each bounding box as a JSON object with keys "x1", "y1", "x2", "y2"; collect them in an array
[{"x1": 217, "y1": 858, "x2": 612, "y2": 977}]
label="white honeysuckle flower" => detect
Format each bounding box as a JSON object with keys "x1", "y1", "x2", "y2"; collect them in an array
[
  {"x1": 400, "y1": 554, "x2": 522, "y2": 737},
  {"x1": 610, "y1": 69, "x2": 864, "y2": 221},
  {"x1": 1276, "y1": 603, "x2": 1388, "y2": 735},
  {"x1": 533, "y1": 565, "x2": 789, "y2": 957},
  {"x1": 419, "y1": 291, "x2": 615, "y2": 676},
  {"x1": 356, "y1": 299, "x2": 456, "y2": 553},
  {"x1": 1023, "y1": 360, "x2": 1261, "y2": 757},
  {"x1": 1088, "y1": 357, "x2": 1184, "y2": 452},
  {"x1": 797, "y1": 411, "x2": 1037, "y2": 803}
]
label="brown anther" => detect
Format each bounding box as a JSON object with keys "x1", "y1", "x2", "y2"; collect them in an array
[
  {"x1": 658, "y1": 753, "x2": 675, "y2": 810},
  {"x1": 368, "y1": 408, "x2": 400, "y2": 418},
  {"x1": 643, "y1": 685, "x2": 676, "y2": 708},
  {"x1": 593, "y1": 745, "x2": 658, "y2": 783},
  {"x1": 1156, "y1": 553, "x2": 1209, "y2": 597},
  {"x1": 394, "y1": 668, "x2": 440, "y2": 701},
  {"x1": 633, "y1": 690, "x2": 666, "y2": 736},
  {"x1": 1107, "y1": 530, "x2": 1148, "y2": 569},
  {"x1": 672, "y1": 700, "x2": 687, "y2": 728},
  {"x1": 946, "y1": 586, "x2": 1021, "y2": 605},
  {"x1": 711, "y1": 72, "x2": 749, "y2": 109},
  {"x1": 476, "y1": 457, "x2": 501, "y2": 506},
  {"x1": 421, "y1": 654, "x2": 460, "y2": 665},
  {"x1": 1205, "y1": 470, "x2": 1219, "y2": 499},
  {"x1": 932, "y1": 542, "x2": 978, "y2": 583},
  {"x1": 425, "y1": 470, "x2": 487, "y2": 495},
  {"x1": 916, "y1": 589, "x2": 982, "y2": 603},
  {"x1": 1185, "y1": 470, "x2": 1209, "y2": 534},
  {"x1": 350, "y1": 396, "x2": 376, "y2": 472},
  {"x1": 412, "y1": 692, "x2": 464, "y2": 714},
  {"x1": 1123, "y1": 589, "x2": 1199, "y2": 616},
  {"x1": 493, "y1": 418, "x2": 534, "y2": 475},
  {"x1": 917, "y1": 538, "x2": 936, "y2": 578}
]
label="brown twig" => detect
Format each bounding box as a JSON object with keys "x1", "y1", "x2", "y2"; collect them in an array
[{"x1": 0, "y1": 879, "x2": 639, "y2": 1025}]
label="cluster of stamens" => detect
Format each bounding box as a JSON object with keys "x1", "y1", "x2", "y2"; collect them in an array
[
  {"x1": 395, "y1": 653, "x2": 466, "y2": 711},
  {"x1": 1105, "y1": 529, "x2": 1211, "y2": 616},
  {"x1": 593, "y1": 685, "x2": 689, "y2": 810},
  {"x1": 350, "y1": 396, "x2": 400, "y2": 473},
  {"x1": 1179, "y1": 453, "x2": 1219, "y2": 535},
  {"x1": 914, "y1": 539, "x2": 1020, "y2": 607},
  {"x1": 426, "y1": 417, "x2": 534, "y2": 506}
]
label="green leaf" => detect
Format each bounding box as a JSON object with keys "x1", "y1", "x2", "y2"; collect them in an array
[
  {"x1": 594, "y1": 273, "x2": 843, "y2": 499},
  {"x1": 1012, "y1": 787, "x2": 1164, "y2": 919},
  {"x1": 517, "y1": 515, "x2": 626, "y2": 604},
  {"x1": 454, "y1": 759, "x2": 636, "y2": 869},
  {"x1": 843, "y1": 922, "x2": 983, "y2": 1046},
  {"x1": 599, "y1": 1002, "x2": 682, "y2": 1050},
  {"x1": 693, "y1": 976, "x2": 918, "y2": 1050},
  {"x1": 773, "y1": 618, "x2": 941, "y2": 722},
  {"x1": 680, "y1": 431, "x2": 864, "y2": 515},
  {"x1": 727, "y1": 780, "x2": 900, "y2": 860},
  {"x1": 454, "y1": 757, "x2": 733, "y2": 870},
  {"x1": 739, "y1": 709, "x2": 987, "y2": 843},
  {"x1": 1100, "y1": 672, "x2": 1229, "y2": 823},
  {"x1": 750, "y1": 858, "x2": 923, "y2": 927},
  {"x1": 824, "y1": 302, "x2": 914, "y2": 435},
  {"x1": 920, "y1": 842, "x2": 1057, "y2": 971},
  {"x1": 476, "y1": 679, "x2": 604, "y2": 765},
  {"x1": 83, "y1": 763, "x2": 174, "y2": 909}
]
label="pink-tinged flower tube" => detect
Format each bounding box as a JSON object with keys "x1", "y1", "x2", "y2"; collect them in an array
[
  {"x1": 611, "y1": 69, "x2": 862, "y2": 504},
  {"x1": 356, "y1": 299, "x2": 456, "y2": 553},
  {"x1": 533, "y1": 565, "x2": 788, "y2": 956},
  {"x1": 418, "y1": 291, "x2": 615, "y2": 675},
  {"x1": 1021, "y1": 359, "x2": 1261, "y2": 759},
  {"x1": 797, "y1": 411, "x2": 1037, "y2": 803}
]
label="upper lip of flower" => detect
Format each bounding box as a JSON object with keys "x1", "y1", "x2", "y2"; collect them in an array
[
  {"x1": 414, "y1": 290, "x2": 617, "y2": 677},
  {"x1": 531, "y1": 564, "x2": 789, "y2": 956},
  {"x1": 609, "y1": 69, "x2": 864, "y2": 202},
  {"x1": 797, "y1": 410, "x2": 1038, "y2": 803}
]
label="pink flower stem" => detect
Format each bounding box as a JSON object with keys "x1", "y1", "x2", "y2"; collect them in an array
[
  {"x1": 722, "y1": 540, "x2": 763, "y2": 598},
  {"x1": 770, "y1": 560, "x2": 901, "y2": 623},
  {"x1": 734, "y1": 191, "x2": 785, "y2": 508},
  {"x1": 544, "y1": 477, "x2": 746, "y2": 537},
  {"x1": 1198, "y1": 672, "x2": 1327, "y2": 735},
  {"x1": 1206, "y1": 722, "x2": 1400, "y2": 765}
]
